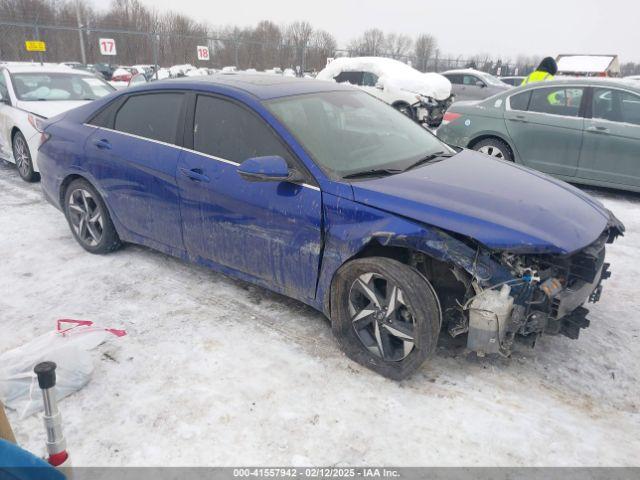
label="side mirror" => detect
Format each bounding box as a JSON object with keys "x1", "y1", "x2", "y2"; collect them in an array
[
  {"x1": 237, "y1": 156, "x2": 301, "y2": 183},
  {"x1": 476, "y1": 81, "x2": 486, "y2": 88},
  {"x1": 374, "y1": 82, "x2": 384, "y2": 90}
]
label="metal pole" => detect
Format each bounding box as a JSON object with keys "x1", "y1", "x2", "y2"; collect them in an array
[
  {"x1": 34, "y1": 20, "x2": 43, "y2": 64},
  {"x1": 153, "y1": 33, "x2": 159, "y2": 80},
  {"x1": 75, "y1": 1, "x2": 86, "y2": 64}
]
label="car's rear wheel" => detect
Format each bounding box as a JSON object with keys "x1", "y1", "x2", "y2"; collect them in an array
[
  {"x1": 331, "y1": 257, "x2": 441, "y2": 380},
  {"x1": 473, "y1": 138, "x2": 513, "y2": 161},
  {"x1": 13, "y1": 131, "x2": 39, "y2": 182},
  {"x1": 63, "y1": 179, "x2": 122, "y2": 254}
]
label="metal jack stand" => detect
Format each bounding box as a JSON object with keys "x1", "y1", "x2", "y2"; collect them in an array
[{"x1": 34, "y1": 362, "x2": 70, "y2": 467}]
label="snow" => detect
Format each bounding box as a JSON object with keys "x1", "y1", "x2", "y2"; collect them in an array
[
  {"x1": 557, "y1": 55, "x2": 615, "y2": 73},
  {"x1": 316, "y1": 56, "x2": 452, "y2": 101},
  {"x1": 0, "y1": 160, "x2": 638, "y2": 466}
]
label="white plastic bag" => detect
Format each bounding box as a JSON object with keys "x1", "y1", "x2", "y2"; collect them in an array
[{"x1": 0, "y1": 320, "x2": 125, "y2": 418}]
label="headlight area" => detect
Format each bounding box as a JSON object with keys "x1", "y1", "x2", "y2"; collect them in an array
[{"x1": 450, "y1": 228, "x2": 621, "y2": 357}]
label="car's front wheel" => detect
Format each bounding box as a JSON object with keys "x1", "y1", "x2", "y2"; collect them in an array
[
  {"x1": 12, "y1": 131, "x2": 39, "y2": 182},
  {"x1": 331, "y1": 257, "x2": 441, "y2": 380},
  {"x1": 63, "y1": 178, "x2": 122, "y2": 254}
]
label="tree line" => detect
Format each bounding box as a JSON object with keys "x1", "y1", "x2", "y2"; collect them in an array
[{"x1": 1, "y1": 0, "x2": 638, "y2": 76}]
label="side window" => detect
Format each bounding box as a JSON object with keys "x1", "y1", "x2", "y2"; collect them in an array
[
  {"x1": 463, "y1": 75, "x2": 482, "y2": 86},
  {"x1": 446, "y1": 74, "x2": 463, "y2": 85},
  {"x1": 529, "y1": 87, "x2": 584, "y2": 117},
  {"x1": 621, "y1": 91, "x2": 640, "y2": 126},
  {"x1": 361, "y1": 72, "x2": 379, "y2": 87},
  {"x1": 334, "y1": 71, "x2": 364, "y2": 86},
  {"x1": 193, "y1": 95, "x2": 293, "y2": 164},
  {"x1": 593, "y1": 88, "x2": 640, "y2": 126},
  {"x1": 114, "y1": 93, "x2": 184, "y2": 143},
  {"x1": 509, "y1": 91, "x2": 531, "y2": 111}
]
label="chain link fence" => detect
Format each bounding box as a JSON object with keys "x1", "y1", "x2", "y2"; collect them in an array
[{"x1": 0, "y1": 18, "x2": 539, "y2": 76}]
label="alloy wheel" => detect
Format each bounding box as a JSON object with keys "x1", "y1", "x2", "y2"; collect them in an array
[
  {"x1": 348, "y1": 272, "x2": 416, "y2": 361},
  {"x1": 67, "y1": 188, "x2": 104, "y2": 247},
  {"x1": 13, "y1": 135, "x2": 31, "y2": 177},
  {"x1": 478, "y1": 145, "x2": 505, "y2": 159}
]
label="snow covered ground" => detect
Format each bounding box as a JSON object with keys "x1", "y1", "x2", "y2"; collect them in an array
[{"x1": 0, "y1": 159, "x2": 638, "y2": 466}]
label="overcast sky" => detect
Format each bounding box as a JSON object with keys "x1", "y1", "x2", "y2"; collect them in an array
[{"x1": 132, "y1": 0, "x2": 640, "y2": 62}]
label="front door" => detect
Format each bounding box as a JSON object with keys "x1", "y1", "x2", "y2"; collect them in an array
[
  {"x1": 578, "y1": 87, "x2": 640, "y2": 188},
  {"x1": 177, "y1": 94, "x2": 323, "y2": 302},
  {"x1": 505, "y1": 85, "x2": 586, "y2": 177},
  {"x1": 84, "y1": 91, "x2": 186, "y2": 251}
]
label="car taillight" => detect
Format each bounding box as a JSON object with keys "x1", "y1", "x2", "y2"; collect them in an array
[{"x1": 441, "y1": 112, "x2": 462, "y2": 126}]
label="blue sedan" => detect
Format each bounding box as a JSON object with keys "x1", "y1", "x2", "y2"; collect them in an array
[{"x1": 37, "y1": 75, "x2": 624, "y2": 379}]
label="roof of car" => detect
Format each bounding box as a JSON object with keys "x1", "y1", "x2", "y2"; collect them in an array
[
  {"x1": 442, "y1": 68, "x2": 494, "y2": 76},
  {"x1": 0, "y1": 62, "x2": 93, "y2": 75},
  {"x1": 514, "y1": 76, "x2": 640, "y2": 91},
  {"x1": 145, "y1": 73, "x2": 354, "y2": 100}
]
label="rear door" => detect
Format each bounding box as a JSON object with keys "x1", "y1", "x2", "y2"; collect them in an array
[
  {"x1": 504, "y1": 85, "x2": 586, "y2": 177},
  {"x1": 85, "y1": 91, "x2": 186, "y2": 251},
  {"x1": 177, "y1": 94, "x2": 323, "y2": 302},
  {"x1": 578, "y1": 87, "x2": 640, "y2": 188}
]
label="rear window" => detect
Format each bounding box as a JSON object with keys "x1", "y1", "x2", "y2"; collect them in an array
[
  {"x1": 114, "y1": 93, "x2": 184, "y2": 144},
  {"x1": 10, "y1": 72, "x2": 114, "y2": 101}
]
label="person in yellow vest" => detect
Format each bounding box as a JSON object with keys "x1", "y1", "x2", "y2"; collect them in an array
[{"x1": 521, "y1": 57, "x2": 558, "y2": 85}]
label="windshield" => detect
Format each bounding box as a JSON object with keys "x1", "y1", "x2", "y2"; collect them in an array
[
  {"x1": 11, "y1": 72, "x2": 115, "y2": 101},
  {"x1": 266, "y1": 90, "x2": 452, "y2": 178},
  {"x1": 480, "y1": 72, "x2": 506, "y2": 86}
]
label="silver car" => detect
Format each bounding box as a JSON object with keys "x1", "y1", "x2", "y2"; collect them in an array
[{"x1": 442, "y1": 68, "x2": 511, "y2": 102}]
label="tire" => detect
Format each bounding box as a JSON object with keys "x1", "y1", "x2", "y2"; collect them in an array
[
  {"x1": 392, "y1": 101, "x2": 416, "y2": 120},
  {"x1": 63, "y1": 178, "x2": 122, "y2": 254},
  {"x1": 472, "y1": 137, "x2": 513, "y2": 162},
  {"x1": 12, "y1": 131, "x2": 39, "y2": 182},
  {"x1": 330, "y1": 257, "x2": 441, "y2": 380}
]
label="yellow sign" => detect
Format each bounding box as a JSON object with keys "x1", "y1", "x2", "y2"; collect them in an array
[{"x1": 25, "y1": 41, "x2": 46, "y2": 52}]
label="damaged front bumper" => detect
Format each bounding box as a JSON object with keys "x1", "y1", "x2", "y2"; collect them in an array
[
  {"x1": 464, "y1": 210, "x2": 625, "y2": 356},
  {"x1": 413, "y1": 95, "x2": 454, "y2": 128}
]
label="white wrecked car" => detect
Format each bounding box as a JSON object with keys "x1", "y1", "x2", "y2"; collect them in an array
[{"x1": 317, "y1": 56, "x2": 453, "y2": 127}]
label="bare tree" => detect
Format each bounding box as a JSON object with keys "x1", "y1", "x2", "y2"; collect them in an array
[
  {"x1": 414, "y1": 33, "x2": 437, "y2": 71},
  {"x1": 384, "y1": 33, "x2": 412, "y2": 60}
]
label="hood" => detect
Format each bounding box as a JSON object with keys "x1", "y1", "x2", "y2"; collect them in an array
[
  {"x1": 16, "y1": 100, "x2": 90, "y2": 119},
  {"x1": 350, "y1": 150, "x2": 610, "y2": 254},
  {"x1": 387, "y1": 72, "x2": 452, "y2": 101}
]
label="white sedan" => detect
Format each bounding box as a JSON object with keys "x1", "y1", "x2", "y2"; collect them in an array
[
  {"x1": 316, "y1": 56, "x2": 453, "y2": 127},
  {"x1": 0, "y1": 63, "x2": 115, "y2": 181}
]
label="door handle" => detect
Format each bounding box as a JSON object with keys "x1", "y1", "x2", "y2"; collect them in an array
[
  {"x1": 586, "y1": 126, "x2": 609, "y2": 134},
  {"x1": 93, "y1": 138, "x2": 111, "y2": 150},
  {"x1": 509, "y1": 115, "x2": 528, "y2": 123},
  {"x1": 180, "y1": 167, "x2": 210, "y2": 183}
]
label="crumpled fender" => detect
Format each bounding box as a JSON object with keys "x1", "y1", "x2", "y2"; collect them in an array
[{"x1": 317, "y1": 193, "x2": 513, "y2": 315}]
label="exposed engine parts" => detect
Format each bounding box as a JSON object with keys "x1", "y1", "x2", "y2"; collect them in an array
[{"x1": 431, "y1": 227, "x2": 621, "y2": 357}]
